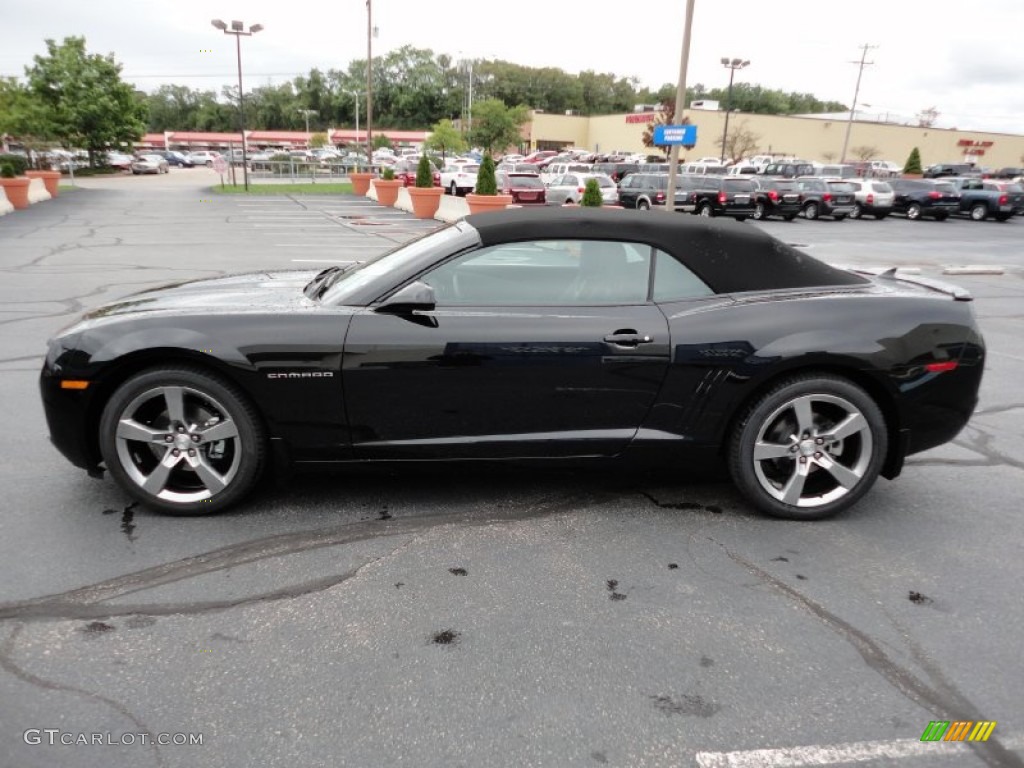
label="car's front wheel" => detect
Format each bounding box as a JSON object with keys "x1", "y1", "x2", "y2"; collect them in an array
[
  {"x1": 906, "y1": 202, "x2": 923, "y2": 220},
  {"x1": 752, "y1": 202, "x2": 766, "y2": 220},
  {"x1": 99, "y1": 367, "x2": 265, "y2": 515},
  {"x1": 803, "y1": 201, "x2": 819, "y2": 220},
  {"x1": 728, "y1": 374, "x2": 887, "y2": 520}
]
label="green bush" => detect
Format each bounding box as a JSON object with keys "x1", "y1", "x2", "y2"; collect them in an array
[
  {"x1": 0, "y1": 154, "x2": 28, "y2": 176},
  {"x1": 474, "y1": 152, "x2": 497, "y2": 195},
  {"x1": 415, "y1": 154, "x2": 434, "y2": 188},
  {"x1": 0, "y1": 161, "x2": 15, "y2": 179},
  {"x1": 581, "y1": 178, "x2": 603, "y2": 207},
  {"x1": 904, "y1": 147, "x2": 923, "y2": 174},
  {"x1": 381, "y1": 166, "x2": 395, "y2": 181}
]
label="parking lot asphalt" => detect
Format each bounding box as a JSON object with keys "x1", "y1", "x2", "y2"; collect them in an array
[{"x1": 1, "y1": 169, "x2": 1022, "y2": 767}]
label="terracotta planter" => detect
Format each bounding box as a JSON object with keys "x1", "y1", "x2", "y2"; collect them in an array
[
  {"x1": 25, "y1": 170, "x2": 61, "y2": 197},
  {"x1": 349, "y1": 171, "x2": 373, "y2": 195},
  {"x1": 465, "y1": 193, "x2": 514, "y2": 215},
  {"x1": 408, "y1": 186, "x2": 445, "y2": 219},
  {"x1": 372, "y1": 178, "x2": 403, "y2": 207},
  {"x1": 0, "y1": 177, "x2": 31, "y2": 210},
  {"x1": 901, "y1": 173, "x2": 923, "y2": 179}
]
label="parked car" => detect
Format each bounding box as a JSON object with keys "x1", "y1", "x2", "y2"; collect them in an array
[
  {"x1": 545, "y1": 173, "x2": 618, "y2": 205},
  {"x1": 993, "y1": 167, "x2": 1024, "y2": 180},
  {"x1": 690, "y1": 176, "x2": 757, "y2": 219},
  {"x1": 495, "y1": 172, "x2": 547, "y2": 204},
  {"x1": 130, "y1": 154, "x2": 169, "y2": 175},
  {"x1": 988, "y1": 181, "x2": 1024, "y2": 216},
  {"x1": 847, "y1": 179, "x2": 895, "y2": 220},
  {"x1": 187, "y1": 151, "x2": 222, "y2": 167},
  {"x1": 945, "y1": 177, "x2": 1020, "y2": 221},
  {"x1": 40, "y1": 208, "x2": 985, "y2": 521},
  {"x1": 762, "y1": 161, "x2": 815, "y2": 179},
  {"x1": 592, "y1": 162, "x2": 641, "y2": 183},
  {"x1": 152, "y1": 150, "x2": 194, "y2": 168},
  {"x1": 104, "y1": 152, "x2": 134, "y2": 171},
  {"x1": 541, "y1": 162, "x2": 593, "y2": 186},
  {"x1": 392, "y1": 159, "x2": 440, "y2": 188},
  {"x1": 923, "y1": 163, "x2": 978, "y2": 179},
  {"x1": 794, "y1": 178, "x2": 855, "y2": 220},
  {"x1": 749, "y1": 177, "x2": 802, "y2": 221},
  {"x1": 616, "y1": 173, "x2": 696, "y2": 212},
  {"x1": 889, "y1": 179, "x2": 961, "y2": 221},
  {"x1": 440, "y1": 164, "x2": 479, "y2": 196}
]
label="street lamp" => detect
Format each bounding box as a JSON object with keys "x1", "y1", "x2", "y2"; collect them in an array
[
  {"x1": 346, "y1": 90, "x2": 364, "y2": 147},
  {"x1": 719, "y1": 57, "x2": 749, "y2": 163},
  {"x1": 365, "y1": 1, "x2": 379, "y2": 165},
  {"x1": 297, "y1": 109, "x2": 318, "y2": 136},
  {"x1": 211, "y1": 18, "x2": 263, "y2": 190}
]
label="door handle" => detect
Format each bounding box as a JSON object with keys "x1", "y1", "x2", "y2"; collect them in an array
[{"x1": 604, "y1": 333, "x2": 653, "y2": 347}]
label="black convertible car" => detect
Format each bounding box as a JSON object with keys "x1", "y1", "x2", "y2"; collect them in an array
[{"x1": 40, "y1": 208, "x2": 984, "y2": 520}]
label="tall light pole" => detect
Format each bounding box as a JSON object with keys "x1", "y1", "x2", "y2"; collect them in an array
[
  {"x1": 346, "y1": 90, "x2": 363, "y2": 147},
  {"x1": 840, "y1": 44, "x2": 876, "y2": 164},
  {"x1": 719, "y1": 57, "x2": 749, "y2": 163},
  {"x1": 297, "y1": 109, "x2": 317, "y2": 137},
  {"x1": 365, "y1": 0, "x2": 377, "y2": 165},
  {"x1": 664, "y1": 0, "x2": 696, "y2": 214},
  {"x1": 212, "y1": 19, "x2": 262, "y2": 191}
]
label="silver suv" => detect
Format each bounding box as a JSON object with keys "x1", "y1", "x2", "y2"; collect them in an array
[{"x1": 847, "y1": 179, "x2": 895, "y2": 220}]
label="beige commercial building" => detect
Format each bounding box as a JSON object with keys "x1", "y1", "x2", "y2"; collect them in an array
[{"x1": 526, "y1": 110, "x2": 1024, "y2": 170}]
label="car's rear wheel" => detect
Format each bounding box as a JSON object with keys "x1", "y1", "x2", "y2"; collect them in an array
[
  {"x1": 205, "y1": 161, "x2": 212, "y2": 167},
  {"x1": 729, "y1": 375, "x2": 887, "y2": 520},
  {"x1": 969, "y1": 203, "x2": 988, "y2": 221},
  {"x1": 849, "y1": 203, "x2": 862, "y2": 219},
  {"x1": 698, "y1": 202, "x2": 713, "y2": 217},
  {"x1": 906, "y1": 202, "x2": 922, "y2": 220},
  {"x1": 99, "y1": 367, "x2": 265, "y2": 515},
  {"x1": 752, "y1": 202, "x2": 766, "y2": 220},
  {"x1": 637, "y1": 199, "x2": 651, "y2": 210},
  {"x1": 803, "y1": 202, "x2": 819, "y2": 220},
  {"x1": 449, "y1": 182, "x2": 458, "y2": 196}
]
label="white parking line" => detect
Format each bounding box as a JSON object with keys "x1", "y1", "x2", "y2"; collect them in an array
[
  {"x1": 695, "y1": 733, "x2": 1023, "y2": 767},
  {"x1": 278, "y1": 244, "x2": 385, "y2": 248}
]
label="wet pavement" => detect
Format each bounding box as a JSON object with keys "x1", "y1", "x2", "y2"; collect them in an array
[{"x1": 1, "y1": 170, "x2": 1022, "y2": 767}]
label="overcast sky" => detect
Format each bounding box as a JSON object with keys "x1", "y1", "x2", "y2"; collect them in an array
[{"x1": 3, "y1": 0, "x2": 1023, "y2": 134}]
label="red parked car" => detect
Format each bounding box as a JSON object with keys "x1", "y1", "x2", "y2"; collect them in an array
[
  {"x1": 393, "y1": 159, "x2": 441, "y2": 188},
  {"x1": 496, "y1": 172, "x2": 547, "y2": 204}
]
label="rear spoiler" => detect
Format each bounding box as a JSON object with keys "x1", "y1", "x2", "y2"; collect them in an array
[{"x1": 851, "y1": 266, "x2": 973, "y2": 301}]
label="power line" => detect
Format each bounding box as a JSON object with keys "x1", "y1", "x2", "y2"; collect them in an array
[{"x1": 840, "y1": 43, "x2": 877, "y2": 163}]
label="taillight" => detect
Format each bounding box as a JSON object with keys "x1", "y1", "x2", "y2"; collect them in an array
[
  {"x1": 823, "y1": 193, "x2": 832, "y2": 202},
  {"x1": 866, "y1": 193, "x2": 874, "y2": 204},
  {"x1": 655, "y1": 191, "x2": 665, "y2": 201},
  {"x1": 998, "y1": 194, "x2": 1008, "y2": 205},
  {"x1": 768, "y1": 190, "x2": 778, "y2": 201},
  {"x1": 925, "y1": 361, "x2": 959, "y2": 373},
  {"x1": 928, "y1": 190, "x2": 941, "y2": 199},
  {"x1": 578, "y1": 187, "x2": 585, "y2": 193},
  {"x1": 718, "y1": 192, "x2": 726, "y2": 204}
]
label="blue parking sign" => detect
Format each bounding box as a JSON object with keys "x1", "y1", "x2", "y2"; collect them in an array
[{"x1": 653, "y1": 124, "x2": 697, "y2": 146}]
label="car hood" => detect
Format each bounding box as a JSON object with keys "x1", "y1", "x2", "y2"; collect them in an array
[{"x1": 80, "y1": 270, "x2": 321, "y2": 322}]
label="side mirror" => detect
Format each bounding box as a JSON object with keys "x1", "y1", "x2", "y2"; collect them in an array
[{"x1": 376, "y1": 280, "x2": 436, "y2": 314}]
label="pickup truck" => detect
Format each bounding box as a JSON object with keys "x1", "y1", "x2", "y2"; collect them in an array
[{"x1": 946, "y1": 176, "x2": 1021, "y2": 221}]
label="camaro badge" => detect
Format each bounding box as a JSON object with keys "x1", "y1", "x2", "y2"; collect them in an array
[{"x1": 266, "y1": 371, "x2": 334, "y2": 379}]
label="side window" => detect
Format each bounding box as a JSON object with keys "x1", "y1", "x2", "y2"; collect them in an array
[
  {"x1": 423, "y1": 240, "x2": 652, "y2": 306},
  {"x1": 652, "y1": 249, "x2": 714, "y2": 301}
]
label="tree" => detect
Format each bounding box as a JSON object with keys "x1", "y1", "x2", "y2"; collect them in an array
[
  {"x1": 851, "y1": 145, "x2": 880, "y2": 162},
  {"x1": 425, "y1": 118, "x2": 466, "y2": 163},
  {"x1": 716, "y1": 120, "x2": 760, "y2": 164},
  {"x1": 904, "y1": 147, "x2": 923, "y2": 174},
  {"x1": 474, "y1": 152, "x2": 497, "y2": 195},
  {"x1": 26, "y1": 37, "x2": 147, "y2": 165},
  {"x1": 310, "y1": 132, "x2": 328, "y2": 148},
  {"x1": 580, "y1": 178, "x2": 603, "y2": 207},
  {"x1": 372, "y1": 134, "x2": 392, "y2": 150},
  {"x1": 641, "y1": 101, "x2": 678, "y2": 158},
  {"x1": 0, "y1": 77, "x2": 52, "y2": 149},
  {"x1": 468, "y1": 99, "x2": 529, "y2": 154},
  {"x1": 916, "y1": 107, "x2": 939, "y2": 128},
  {"x1": 415, "y1": 153, "x2": 434, "y2": 187}
]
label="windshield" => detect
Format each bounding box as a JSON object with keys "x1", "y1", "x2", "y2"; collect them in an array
[{"x1": 318, "y1": 224, "x2": 470, "y2": 305}]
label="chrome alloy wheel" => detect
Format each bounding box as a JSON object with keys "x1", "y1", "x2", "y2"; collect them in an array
[
  {"x1": 751, "y1": 393, "x2": 873, "y2": 508},
  {"x1": 113, "y1": 385, "x2": 242, "y2": 503}
]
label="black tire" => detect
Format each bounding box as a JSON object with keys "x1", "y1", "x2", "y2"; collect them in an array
[
  {"x1": 752, "y1": 202, "x2": 766, "y2": 220},
  {"x1": 98, "y1": 366, "x2": 265, "y2": 515},
  {"x1": 906, "y1": 202, "x2": 922, "y2": 220},
  {"x1": 697, "y1": 202, "x2": 714, "y2": 217},
  {"x1": 969, "y1": 203, "x2": 988, "y2": 221},
  {"x1": 449, "y1": 182, "x2": 458, "y2": 196},
  {"x1": 803, "y1": 201, "x2": 819, "y2": 220},
  {"x1": 849, "y1": 203, "x2": 862, "y2": 219},
  {"x1": 205, "y1": 161, "x2": 213, "y2": 167},
  {"x1": 728, "y1": 374, "x2": 887, "y2": 520},
  {"x1": 637, "y1": 198, "x2": 651, "y2": 210}
]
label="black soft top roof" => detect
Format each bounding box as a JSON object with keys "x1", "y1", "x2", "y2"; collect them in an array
[{"x1": 465, "y1": 207, "x2": 866, "y2": 294}]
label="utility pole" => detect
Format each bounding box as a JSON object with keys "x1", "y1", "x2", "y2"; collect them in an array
[
  {"x1": 840, "y1": 44, "x2": 876, "y2": 164},
  {"x1": 664, "y1": 0, "x2": 696, "y2": 214},
  {"x1": 365, "y1": 0, "x2": 373, "y2": 165}
]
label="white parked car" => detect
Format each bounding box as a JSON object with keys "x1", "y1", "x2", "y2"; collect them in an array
[
  {"x1": 187, "y1": 151, "x2": 221, "y2": 167},
  {"x1": 847, "y1": 179, "x2": 896, "y2": 220},
  {"x1": 545, "y1": 173, "x2": 618, "y2": 205},
  {"x1": 694, "y1": 157, "x2": 724, "y2": 165},
  {"x1": 439, "y1": 164, "x2": 480, "y2": 196},
  {"x1": 540, "y1": 162, "x2": 593, "y2": 186}
]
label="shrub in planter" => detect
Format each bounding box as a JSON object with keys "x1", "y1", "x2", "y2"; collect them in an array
[
  {"x1": 0, "y1": 160, "x2": 32, "y2": 209},
  {"x1": 0, "y1": 161, "x2": 15, "y2": 179},
  {"x1": 0, "y1": 154, "x2": 29, "y2": 176},
  {"x1": 408, "y1": 153, "x2": 444, "y2": 219},
  {"x1": 581, "y1": 178, "x2": 603, "y2": 207},
  {"x1": 372, "y1": 165, "x2": 402, "y2": 206},
  {"x1": 466, "y1": 152, "x2": 512, "y2": 214}
]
